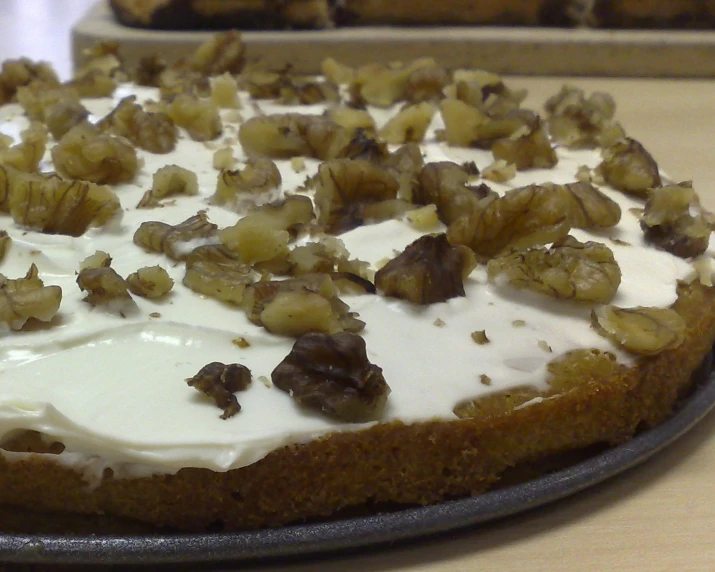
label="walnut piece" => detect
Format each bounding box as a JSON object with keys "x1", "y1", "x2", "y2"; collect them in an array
[
  {"x1": 210, "y1": 73, "x2": 240, "y2": 108},
  {"x1": 238, "y1": 114, "x2": 350, "y2": 160},
  {"x1": 183, "y1": 255, "x2": 256, "y2": 305},
  {"x1": 0, "y1": 122, "x2": 48, "y2": 172},
  {"x1": 271, "y1": 331, "x2": 390, "y2": 422},
  {"x1": 349, "y1": 58, "x2": 438, "y2": 108},
  {"x1": 76, "y1": 266, "x2": 134, "y2": 314},
  {"x1": 212, "y1": 158, "x2": 281, "y2": 207},
  {"x1": 487, "y1": 236, "x2": 622, "y2": 303},
  {"x1": 126, "y1": 266, "x2": 174, "y2": 298},
  {"x1": 491, "y1": 114, "x2": 558, "y2": 170},
  {"x1": 545, "y1": 85, "x2": 624, "y2": 149},
  {"x1": 0, "y1": 264, "x2": 62, "y2": 330},
  {"x1": 598, "y1": 138, "x2": 661, "y2": 196},
  {"x1": 79, "y1": 250, "x2": 111, "y2": 271},
  {"x1": 8, "y1": 169, "x2": 121, "y2": 236},
  {"x1": 591, "y1": 305, "x2": 685, "y2": 356},
  {"x1": 187, "y1": 30, "x2": 245, "y2": 76},
  {"x1": 314, "y1": 158, "x2": 400, "y2": 234},
  {"x1": 414, "y1": 161, "x2": 492, "y2": 225},
  {"x1": 51, "y1": 122, "x2": 138, "y2": 185},
  {"x1": 45, "y1": 100, "x2": 89, "y2": 140},
  {"x1": 167, "y1": 93, "x2": 222, "y2": 142},
  {"x1": 639, "y1": 182, "x2": 711, "y2": 258},
  {"x1": 0, "y1": 58, "x2": 58, "y2": 104},
  {"x1": 98, "y1": 95, "x2": 177, "y2": 154},
  {"x1": 137, "y1": 165, "x2": 199, "y2": 208},
  {"x1": 133, "y1": 211, "x2": 218, "y2": 261},
  {"x1": 242, "y1": 274, "x2": 365, "y2": 337},
  {"x1": 375, "y1": 234, "x2": 476, "y2": 305},
  {"x1": 186, "y1": 362, "x2": 251, "y2": 420},
  {"x1": 378, "y1": 102, "x2": 436, "y2": 144}
]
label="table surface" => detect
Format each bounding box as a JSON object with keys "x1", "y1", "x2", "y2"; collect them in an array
[{"x1": 1, "y1": 2, "x2": 715, "y2": 571}]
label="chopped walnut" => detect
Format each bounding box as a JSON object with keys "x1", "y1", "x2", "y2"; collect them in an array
[
  {"x1": 279, "y1": 77, "x2": 340, "y2": 106},
  {"x1": 591, "y1": 305, "x2": 685, "y2": 356},
  {"x1": 337, "y1": 131, "x2": 388, "y2": 162},
  {"x1": 188, "y1": 31, "x2": 245, "y2": 76},
  {"x1": 639, "y1": 182, "x2": 711, "y2": 258},
  {"x1": 68, "y1": 69, "x2": 117, "y2": 98},
  {"x1": 212, "y1": 158, "x2": 281, "y2": 207},
  {"x1": 76, "y1": 266, "x2": 135, "y2": 314},
  {"x1": 0, "y1": 231, "x2": 10, "y2": 262},
  {"x1": 404, "y1": 64, "x2": 450, "y2": 102},
  {"x1": 0, "y1": 264, "x2": 62, "y2": 330},
  {"x1": 79, "y1": 250, "x2": 111, "y2": 271},
  {"x1": 137, "y1": 165, "x2": 199, "y2": 209},
  {"x1": 238, "y1": 114, "x2": 350, "y2": 160},
  {"x1": 405, "y1": 204, "x2": 440, "y2": 230},
  {"x1": 0, "y1": 122, "x2": 47, "y2": 173},
  {"x1": 233, "y1": 336, "x2": 250, "y2": 348},
  {"x1": 183, "y1": 252, "x2": 255, "y2": 306},
  {"x1": 378, "y1": 102, "x2": 436, "y2": 144},
  {"x1": 481, "y1": 160, "x2": 516, "y2": 183},
  {"x1": 218, "y1": 196, "x2": 314, "y2": 264},
  {"x1": 479, "y1": 374, "x2": 492, "y2": 386},
  {"x1": 242, "y1": 274, "x2": 365, "y2": 337},
  {"x1": 167, "y1": 93, "x2": 222, "y2": 142},
  {"x1": 487, "y1": 236, "x2": 621, "y2": 303},
  {"x1": 471, "y1": 330, "x2": 490, "y2": 345},
  {"x1": 545, "y1": 85, "x2": 624, "y2": 149},
  {"x1": 133, "y1": 211, "x2": 218, "y2": 261},
  {"x1": 51, "y1": 122, "x2": 138, "y2": 185},
  {"x1": 210, "y1": 73, "x2": 240, "y2": 109},
  {"x1": 321, "y1": 57, "x2": 354, "y2": 85},
  {"x1": 271, "y1": 331, "x2": 390, "y2": 422},
  {"x1": 325, "y1": 107, "x2": 376, "y2": 135},
  {"x1": 290, "y1": 156, "x2": 306, "y2": 173},
  {"x1": 126, "y1": 266, "x2": 174, "y2": 298},
  {"x1": 414, "y1": 161, "x2": 493, "y2": 225},
  {"x1": 314, "y1": 158, "x2": 400, "y2": 233},
  {"x1": 597, "y1": 138, "x2": 661, "y2": 196},
  {"x1": 132, "y1": 55, "x2": 166, "y2": 87},
  {"x1": 375, "y1": 234, "x2": 476, "y2": 305},
  {"x1": 562, "y1": 181, "x2": 621, "y2": 229},
  {"x1": 439, "y1": 99, "x2": 527, "y2": 148},
  {"x1": 492, "y1": 114, "x2": 557, "y2": 170},
  {"x1": 186, "y1": 362, "x2": 251, "y2": 420},
  {"x1": 213, "y1": 147, "x2": 235, "y2": 170},
  {"x1": 98, "y1": 95, "x2": 177, "y2": 154},
  {"x1": 0, "y1": 58, "x2": 58, "y2": 104},
  {"x1": 350, "y1": 58, "x2": 437, "y2": 107},
  {"x1": 446, "y1": 69, "x2": 526, "y2": 117},
  {"x1": 285, "y1": 241, "x2": 372, "y2": 285},
  {"x1": 45, "y1": 100, "x2": 89, "y2": 140},
  {"x1": 9, "y1": 170, "x2": 121, "y2": 236}
]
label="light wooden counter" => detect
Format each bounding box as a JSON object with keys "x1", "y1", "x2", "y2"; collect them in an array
[{"x1": 0, "y1": 2, "x2": 714, "y2": 570}]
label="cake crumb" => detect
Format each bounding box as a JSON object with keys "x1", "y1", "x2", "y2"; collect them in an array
[
  {"x1": 479, "y1": 374, "x2": 492, "y2": 386},
  {"x1": 233, "y1": 336, "x2": 251, "y2": 348},
  {"x1": 433, "y1": 318, "x2": 446, "y2": 327},
  {"x1": 149, "y1": 312, "x2": 161, "y2": 318},
  {"x1": 512, "y1": 319, "x2": 526, "y2": 327},
  {"x1": 471, "y1": 330, "x2": 490, "y2": 345}
]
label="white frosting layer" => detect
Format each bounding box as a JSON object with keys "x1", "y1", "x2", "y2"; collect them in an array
[{"x1": 0, "y1": 86, "x2": 694, "y2": 476}]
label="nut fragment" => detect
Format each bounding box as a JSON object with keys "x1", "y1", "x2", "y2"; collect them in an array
[
  {"x1": 0, "y1": 231, "x2": 10, "y2": 262},
  {"x1": 79, "y1": 250, "x2": 111, "y2": 271},
  {"x1": 51, "y1": 122, "x2": 138, "y2": 185},
  {"x1": 492, "y1": 114, "x2": 557, "y2": 170},
  {"x1": 98, "y1": 95, "x2": 177, "y2": 154},
  {"x1": 76, "y1": 266, "x2": 135, "y2": 314},
  {"x1": 211, "y1": 158, "x2": 281, "y2": 207},
  {"x1": 45, "y1": 100, "x2": 89, "y2": 140},
  {"x1": 0, "y1": 58, "x2": 58, "y2": 104},
  {"x1": 167, "y1": 93, "x2": 222, "y2": 142},
  {"x1": 242, "y1": 274, "x2": 365, "y2": 337},
  {"x1": 183, "y1": 256, "x2": 255, "y2": 305},
  {"x1": 0, "y1": 264, "x2": 62, "y2": 330},
  {"x1": 126, "y1": 266, "x2": 174, "y2": 298},
  {"x1": 133, "y1": 211, "x2": 218, "y2": 260},
  {"x1": 378, "y1": 102, "x2": 435, "y2": 144},
  {"x1": 137, "y1": 165, "x2": 199, "y2": 208},
  {"x1": 591, "y1": 305, "x2": 685, "y2": 355},
  {"x1": 471, "y1": 330, "x2": 490, "y2": 345},
  {"x1": 639, "y1": 182, "x2": 711, "y2": 258},
  {"x1": 414, "y1": 161, "x2": 493, "y2": 225},
  {"x1": 210, "y1": 73, "x2": 240, "y2": 108},
  {"x1": 597, "y1": 138, "x2": 661, "y2": 196},
  {"x1": 9, "y1": 170, "x2": 121, "y2": 236},
  {"x1": 271, "y1": 332, "x2": 390, "y2": 422},
  {"x1": 238, "y1": 114, "x2": 350, "y2": 160},
  {"x1": 0, "y1": 122, "x2": 48, "y2": 172},
  {"x1": 187, "y1": 30, "x2": 245, "y2": 76},
  {"x1": 186, "y1": 362, "x2": 251, "y2": 420},
  {"x1": 314, "y1": 159, "x2": 399, "y2": 233},
  {"x1": 375, "y1": 234, "x2": 476, "y2": 305},
  {"x1": 487, "y1": 236, "x2": 622, "y2": 303}
]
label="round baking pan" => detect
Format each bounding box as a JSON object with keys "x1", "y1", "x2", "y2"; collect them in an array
[{"x1": 1, "y1": 351, "x2": 714, "y2": 565}]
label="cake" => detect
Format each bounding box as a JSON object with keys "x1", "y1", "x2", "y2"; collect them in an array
[
  {"x1": 109, "y1": 0, "x2": 715, "y2": 29},
  {"x1": 0, "y1": 33, "x2": 714, "y2": 531}
]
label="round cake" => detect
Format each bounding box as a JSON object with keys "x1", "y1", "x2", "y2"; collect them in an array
[{"x1": 0, "y1": 33, "x2": 714, "y2": 530}]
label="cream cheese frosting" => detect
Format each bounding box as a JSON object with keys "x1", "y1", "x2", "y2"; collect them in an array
[{"x1": 0, "y1": 85, "x2": 694, "y2": 478}]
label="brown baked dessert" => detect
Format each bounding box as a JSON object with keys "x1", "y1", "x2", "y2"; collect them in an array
[
  {"x1": 109, "y1": 0, "x2": 715, "y2": 28},
  {"x1": 0, "y1": 33, "x2": 714, "y2": 531}
]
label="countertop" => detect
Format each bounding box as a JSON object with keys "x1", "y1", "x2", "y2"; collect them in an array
[{"x1": 0, "y1": 1, "x2": 714, "y2": 570}]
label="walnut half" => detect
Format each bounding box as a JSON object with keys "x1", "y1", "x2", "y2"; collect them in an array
[
  {"x1": 0, "y1": 264, "x2": 62, "y2": 330},
  {"x1": 271, "y1": 332, "x2": 390, "y2": 422},
  {"x1": 186, "y1": 362, "x2": 251, "y2": 420}
]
